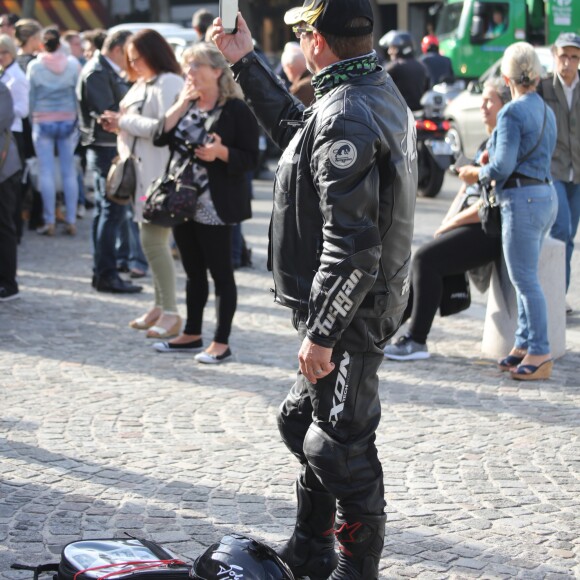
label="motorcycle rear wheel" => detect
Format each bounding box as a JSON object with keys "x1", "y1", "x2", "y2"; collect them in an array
[{"x1": 417, "y1": 149, "x2": 445, "y2": 198}]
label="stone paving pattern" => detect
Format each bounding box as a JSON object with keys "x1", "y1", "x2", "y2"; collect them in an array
[{"x1": 1, "y1": 173, "x2": 580, "y2": 579}]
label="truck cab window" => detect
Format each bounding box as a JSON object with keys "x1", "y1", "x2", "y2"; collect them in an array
[{"x1": 471, "y1": 2, "x2": 509, "y2": 44}]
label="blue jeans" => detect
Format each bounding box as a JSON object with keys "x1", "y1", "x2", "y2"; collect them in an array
[
  {"x1": 550, "y1": 180, "x2": 580, "y2": 292},
  {"x1": 499, "y1": 184, "x2": 558, "y2": 355},
  {"x1": 89, "y1": 147, "x2": 130, "y2": 279},
  {"x1": 31, "y1": 120, "x2": 79, "y2": 225},
  {"x1": 117, "y1": 205, "x2": 148, "y2": 273}
]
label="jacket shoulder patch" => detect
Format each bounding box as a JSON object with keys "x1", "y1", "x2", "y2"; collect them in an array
[{"x1": 329, "y1": 140, "x2": 358, "y2": 169}]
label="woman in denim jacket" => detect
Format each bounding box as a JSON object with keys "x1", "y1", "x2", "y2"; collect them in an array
[
  {"x1": 27, "y1": 27, "x2": 80, "y2": 236},
  {"x1": 459, "y1": 42, "x2": 558, "y2": 381}
]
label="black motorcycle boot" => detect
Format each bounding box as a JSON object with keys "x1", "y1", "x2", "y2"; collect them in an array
[
  {"x1": 277, "y1": 479, "x2": 338, "y2": 580},
  {"x1": 329, "y1": 513, "x2": 386, "y2": 580}
]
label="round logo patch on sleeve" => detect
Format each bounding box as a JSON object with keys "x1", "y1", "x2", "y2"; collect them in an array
[{"x1": 329, "y1": 140, "x2": 358, "y2": 169}]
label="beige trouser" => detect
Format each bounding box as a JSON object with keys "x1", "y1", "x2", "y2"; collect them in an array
[{"x1": 140, "y1": 222, "x2": 178, "y2": 313}]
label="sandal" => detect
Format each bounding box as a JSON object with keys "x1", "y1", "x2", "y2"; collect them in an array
[
  {"x1": 129, "y1": 311, "x2": 160, "y2": 330},
  {"x1": 498, "y1": 354, "x2": 525, "y2": 372},
  {"x1": 146, "y1": 316, "x2": 182, "y2": 339},
  {"x1": 498, "y1": 348, "x2": 527, "y2": 372},
  {"x1": 510, "y1": 359, "x2": 553, "y2": 381}
]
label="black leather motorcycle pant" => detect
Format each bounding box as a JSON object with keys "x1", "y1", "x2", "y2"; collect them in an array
[{"x1": 277, "y1": 310, "x2": 387, "y2": 517}]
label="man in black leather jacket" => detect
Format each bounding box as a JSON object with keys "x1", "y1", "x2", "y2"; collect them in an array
[
  {"x1": 214, "y1": 1, "x2": 416, "y2": 578},
  {"x1": 77, "y1": 29, "x2": 142, "y2": 294}
]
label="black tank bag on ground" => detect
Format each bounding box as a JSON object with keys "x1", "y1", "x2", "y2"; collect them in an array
[{"x1": 12, "y1": 537, "x2": 191, "y2": 580}]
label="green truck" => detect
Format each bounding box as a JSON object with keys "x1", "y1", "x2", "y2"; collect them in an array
[{"x1": 435, "y1": 0, "x2": 580, "y2": 79}]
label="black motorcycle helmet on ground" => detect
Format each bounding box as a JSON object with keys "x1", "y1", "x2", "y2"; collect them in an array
[
  {"x1": 379, "y1": 29, "x2": 415, "y2": 58},
  {"x1": 190, "y1": 534, "x2": 295, "y2": 579}
]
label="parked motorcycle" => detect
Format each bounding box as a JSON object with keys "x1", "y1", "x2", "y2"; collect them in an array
[{"x1": 414, "y1": 80, "x2": 464, "y2": 197}]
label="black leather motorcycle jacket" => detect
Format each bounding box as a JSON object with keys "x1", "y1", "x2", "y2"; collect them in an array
[
  {"x1": 233, "y1": 53, "x2": 417, "y2": 349},
  {"x1": 77, "y1": 54, "x2": 130, "y2": 148}
]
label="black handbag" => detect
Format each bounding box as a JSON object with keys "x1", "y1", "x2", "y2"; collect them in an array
[
  {"x1": 439, "y1": 272, "x2": 471, "y2": 317},
  {"x1": 142, "y1": 157, "x2": 199, "y2": 227},
  {"x1": 478, "y1": 184, "x2": 501, "y2": 238}
]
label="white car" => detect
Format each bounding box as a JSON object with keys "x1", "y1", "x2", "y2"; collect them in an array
[{"x1": 444, "y1": 46, "x2": 553, "y2": 159}]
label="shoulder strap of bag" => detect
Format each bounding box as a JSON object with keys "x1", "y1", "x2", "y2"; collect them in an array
[
  {"x1": 11, "y1": 562, "x2": 60, "y2": 580},
  {"x1": 517, "y1": 101, "x2": 547, "y2": 167}
]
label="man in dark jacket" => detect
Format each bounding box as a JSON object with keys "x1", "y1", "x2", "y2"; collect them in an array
[
  {"x1": 382, "y1": 30, "x2": 429, "y2": 111},
  {"x1": 214, "y1": 1, "x2": 416, "y2": 578},
  {"x1": 77, "y1": 29, "x2": 142, "y2": 294},
  {"x1": 419, "y1": 34, "x2": 454, "y2": 88},
  {"x1": 0, "y1": 82, "x2": 22, "y2": 301}
]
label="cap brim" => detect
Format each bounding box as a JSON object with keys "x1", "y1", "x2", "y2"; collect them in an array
[
  {"x1": 284, "y1": 6, "x2": 308, "y2": 26},
  {"x1": 556, "y1": 41, "x2": 580, "y2": 49}
]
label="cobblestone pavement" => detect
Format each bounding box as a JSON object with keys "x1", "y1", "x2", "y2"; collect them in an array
[{"x1": 1, "y1": 173, "x2": 580, "y2": 579}]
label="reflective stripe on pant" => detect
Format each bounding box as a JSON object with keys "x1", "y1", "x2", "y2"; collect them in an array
[{"x1": 277, "y1": 312, "x2": 386, "y2": 516}]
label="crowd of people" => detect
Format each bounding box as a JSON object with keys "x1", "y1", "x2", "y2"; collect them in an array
[
  {"x1": 0, "y1": 9, "x2": 575, "y2": 378},
  {"x1": 0, "y1": 9, "x2": 260, "y2": 366},
  {"x1": 0, "y1": 0, "x2": 578, "y2": 576}
]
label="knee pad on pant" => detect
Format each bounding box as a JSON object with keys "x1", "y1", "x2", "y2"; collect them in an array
[
  {"x1": 277, "y1": 398, "x2": 309, "y2": 465},
  {"x1": 303, "y1": 423, "x2": 385, "y2": 514}
]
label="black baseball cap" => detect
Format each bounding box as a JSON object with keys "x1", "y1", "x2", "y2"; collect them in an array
[
  {"x1": 555, "y1": 32, "x2": 580, "y2": 50},
  {"x1": 284, "y1": 0, "x2": 373, "y2": 37}
]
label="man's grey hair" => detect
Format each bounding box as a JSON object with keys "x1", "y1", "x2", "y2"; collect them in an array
[
  {"x1": 281, "y1": 42, "x2": 305, "y2": 68},
  {"x1": 483, "y1": 77, "x2": 511, "y2": 104}
]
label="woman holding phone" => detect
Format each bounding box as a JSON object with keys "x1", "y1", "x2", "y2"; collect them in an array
[{"x1": 152, "y1": 43, "x2": 258, "y2": 363}]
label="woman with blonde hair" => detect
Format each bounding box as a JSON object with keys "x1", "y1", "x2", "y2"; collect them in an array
[
  {"x1": 101, "y1": 29, "x2": 184, "y2": 340},
  {"x1": 459, "y1": 42, "x2": 558, "y2": 380},
  {"x1": 152, "y1": 43, "x2": 259, "y2": 363}
]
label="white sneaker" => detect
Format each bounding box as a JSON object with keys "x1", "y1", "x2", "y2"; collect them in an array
[
  {"x1": 384, "y1": 335, "x2": 430, "y2": 361},
  {"x1": 77, "y1": 204, "x2": 86, "y2": 219}
]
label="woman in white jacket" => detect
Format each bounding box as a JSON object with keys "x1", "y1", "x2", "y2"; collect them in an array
[{"x1": 101, "y1": 29, "x2": 184, "y2": 339}]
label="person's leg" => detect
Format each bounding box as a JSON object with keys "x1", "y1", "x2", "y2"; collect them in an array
[
  {"x1": 12, "y1": 132, "x2": 25, "y2": 242},
  {"x1": 501, "y1": 186, "x2": 556, "y2": 357},
  {"x1": 87, "y1": 148, "x2": 100, "y2": 261},
  {"x1": 75, "y1": 151, "x2": 86, "y2": 209},
  {"x1": 31, "y1": 123, "x2": 57, "y2": 229},
  {"x1": 565, "y1": 182, "x2": 580, "y2": 292},
  {"x1": 172, "y1": 221, "x2": 207, "y2": 339},
  {"x1": 408, "y1": 225, "x2": 501, "y2": 343},
  {"x1": 231, "y1": 222, "x2": 242, "y2": 268},
  {"x1": 116, "y1": 208, "x2": 131, "y2": 272},
  {"x1": 276, "y1": 311, "x2": 337, "y2": 579},
  {"x1": 128, "y1": 214, "x2": 148, "y2": 274},
  {"x1": 140, "y1": 222, "x2": 177, "y2": 320},
  {"x1": 0, "y1": 172, "x2": 19, "y2": 296},
  {"x1": 56, "y1": 122, "x2": 79, "y2": 228},
  {"x1": 92, "y1": 147, "x2": 129, "y2": 280},
  {"x1": 279, "y1": 315, "x2": 387, "y2": 579},
  {"x1": 550, "y1": 180, "x2": 572, "y2": 290},
  {"x1": 196, "y1": 224, "x2": 236, "y2": 346}
]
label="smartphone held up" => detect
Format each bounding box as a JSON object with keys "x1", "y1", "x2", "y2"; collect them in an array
[{"x1": 219, "y1": 0, "x2": 238, "y2": 34}]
